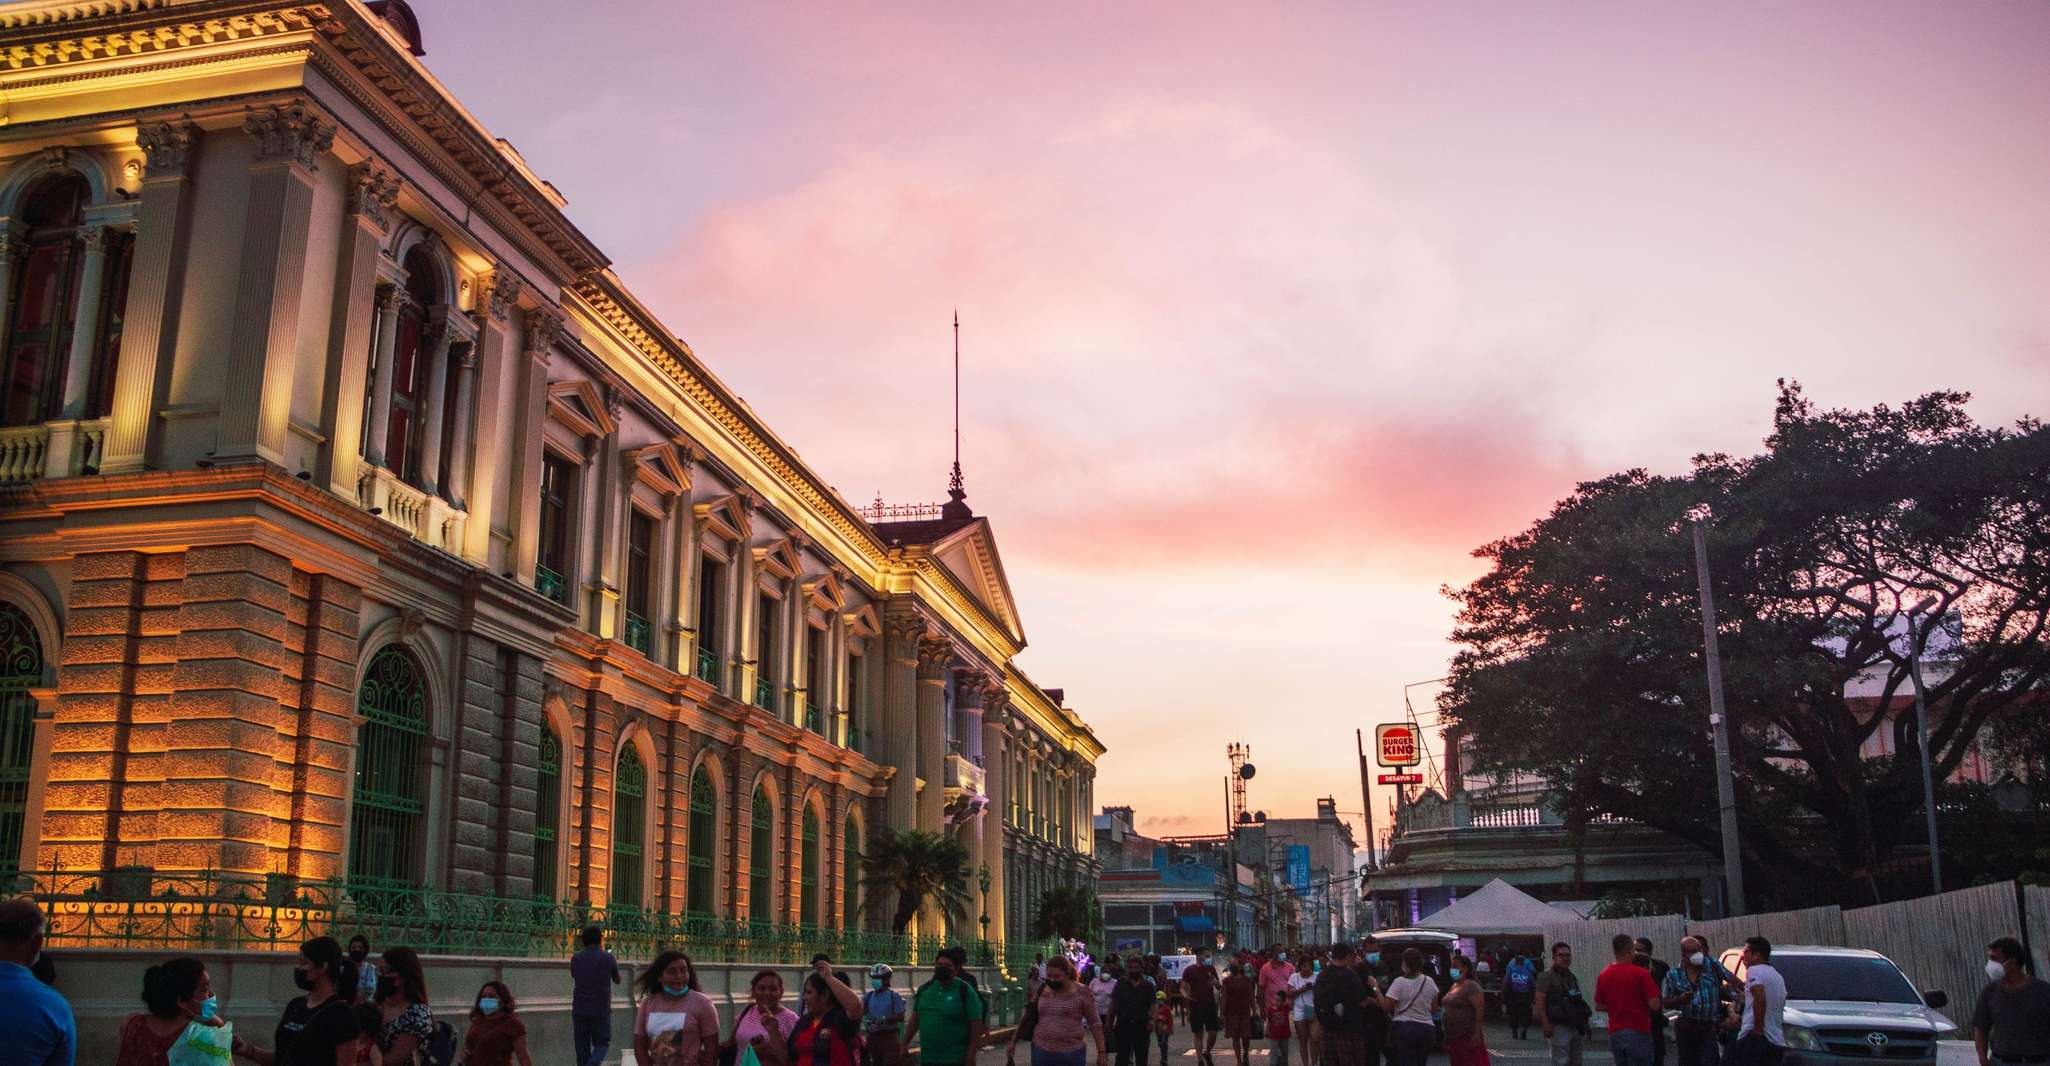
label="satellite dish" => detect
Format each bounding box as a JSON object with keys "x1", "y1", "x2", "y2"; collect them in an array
[{"x1": 1239, "y1": 763, "x2": 1257, "y2": 780}]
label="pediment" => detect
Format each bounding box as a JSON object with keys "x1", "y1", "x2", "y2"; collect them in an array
[
  {"x1": 803, "y1": 572, "x2": 847, "y2": 612},
  {"x1": 625, "y1": 442, "x2": 691, "y2": 496},
  {"x1": 546, "y1": 379, "x2": 615, "y2": 438},
  {"x1": 754, "y1": 538, "x2": 800, "y2": 581},
  {"x1": 694, "y1": 494, "x2": 750, "y2": 542},
  {"x1": 843, "y1": 603, "x2": 881, "y2": 638},
  {"x1": 928, "y1": 519, "x2": 1025, "y2": 645}
]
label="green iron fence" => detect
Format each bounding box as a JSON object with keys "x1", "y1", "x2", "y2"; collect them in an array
[{"x1": 7, "y1": 867, "x2": 1053, "y2": 977}]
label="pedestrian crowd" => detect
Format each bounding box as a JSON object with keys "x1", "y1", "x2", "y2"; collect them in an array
[{"x1": 3, "y1": 897, "x2": 2049, "y2": 1066}]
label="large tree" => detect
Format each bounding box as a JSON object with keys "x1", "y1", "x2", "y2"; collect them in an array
[
  {"x1": 1443, "y1": 384, "x2": 2050, "y2": 906},
  {"x1": 859, "y1": 828, "x2": 975, "y2": 933}
]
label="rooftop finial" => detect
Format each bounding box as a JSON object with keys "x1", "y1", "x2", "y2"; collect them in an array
[{"x1": 943, "y1": 309, "x2": 971, "y2": 520}]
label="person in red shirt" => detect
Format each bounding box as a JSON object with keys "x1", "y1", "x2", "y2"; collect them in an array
[{"x1": 1594, "y1": 935, "x2": 1662, "y2": 1066}]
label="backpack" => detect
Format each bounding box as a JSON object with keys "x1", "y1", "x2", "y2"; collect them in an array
[
  {"x1": 420, "y1": 1019, "x2": 459, "y2": 1066},
  {"x1": 1507, "y1": 967, "x2": 1534, "y2": 994},
  {"x1": 1312, "y1": 971, "x2": 1354, "y2": 1029}
]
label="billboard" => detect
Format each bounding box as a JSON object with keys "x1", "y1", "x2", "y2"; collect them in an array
[
  {"x1": 1375, "y1": 722, "x2": 1422, "y2": 767},
  {"x1": 1287, "y1": 844, "x2": 1312, "y2": 899}
]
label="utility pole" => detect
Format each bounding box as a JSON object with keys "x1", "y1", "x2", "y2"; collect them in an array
[
  {"x1": 1908, "y1": 597, "x2": 1944, "y2": 895},
  {"x1": 1691, "y1": 516, "x2": 1746, "y2": 916},
  {"x1": 1357, "y1": 729, "x2": 1377, "y2": 870}
]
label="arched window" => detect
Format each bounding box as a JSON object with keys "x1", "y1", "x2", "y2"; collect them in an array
[
  {"x1": 687, "y1": 766, "x2": 716, "y2": 914},
  {"x1": 612, "y1": 746, "x2": 646, "y2": 909},
  {"x1": 800, "y1": 804, "x2": 820, "y2": 927},
  {"x1": 350, "y1": 646, "x2": 429, "y2": 886},
  {"x1": 0, "y1": 603, "x2": 43, "y2": 871},
  {"x1": 749, "y1": 784, "x2": 773, "y2": 922},
  {"x1": 533, "y1": 724, "x2": 561, "y2": 900},
  {"x1": 842, "y1": 815, "x2": 861, "y2": 930},
  {"x1": 3, "y1": 174, "x2": 131, "y2": 427}
]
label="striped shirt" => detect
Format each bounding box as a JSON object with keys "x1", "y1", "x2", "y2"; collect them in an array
[{"x1": 1031, "y1": 986, "x2": 1102, "y2": 1053}]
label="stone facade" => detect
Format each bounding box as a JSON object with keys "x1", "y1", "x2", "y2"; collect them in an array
[{"x1": 0, "y1": 0, "x2": 1101, "y2": 938}]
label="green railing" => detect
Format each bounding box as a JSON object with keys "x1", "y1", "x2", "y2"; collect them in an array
[
  {"x1": 623, "y1": 611, "x2": 651, "y2": 655},
  {"x1": 754, "y1": 678, "x2": 776, "y2": 712},
  {"x1": 805, "y1": 701, "x2": 822, "y2": 733},
  {"x1": 696, "y1": 646, "x2": 721, "y2": 686},
  {"x1": 6, "y1": 867, "x2": 1053, "y2": 974},
  {"x1": 534, "y1": 565, "x2": 568, "y2": 606}
]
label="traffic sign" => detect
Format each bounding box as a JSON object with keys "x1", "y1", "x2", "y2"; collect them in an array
[
  {"x1": 1375, "y1": 722, "x2": 1422, "y2": 767},
  {"x1": 1377, "y1": 773, "x2": 1424, "y2": 785}
]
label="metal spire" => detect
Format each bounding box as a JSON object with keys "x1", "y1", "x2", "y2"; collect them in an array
[{"x1": 944, "y1": 310, "x2": 970, "y2": 518}]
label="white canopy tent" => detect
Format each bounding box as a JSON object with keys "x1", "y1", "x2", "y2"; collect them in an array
[{"x1": 1415, "y1": 878, "x2": 1574, "y2": 937}]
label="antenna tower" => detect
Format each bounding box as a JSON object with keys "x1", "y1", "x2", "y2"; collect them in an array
[{"x1": 1227, "y1": 742, "x2": 1253, "y2": 830}]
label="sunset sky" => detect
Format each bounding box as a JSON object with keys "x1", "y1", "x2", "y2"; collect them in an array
[{"x1": 425, "y1": 2, "x2": 2050, "y2": 844}]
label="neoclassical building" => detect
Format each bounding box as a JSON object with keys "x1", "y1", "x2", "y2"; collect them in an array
[{"x1": 0, "y1": 0, "x2": 1102, "y2": 941}]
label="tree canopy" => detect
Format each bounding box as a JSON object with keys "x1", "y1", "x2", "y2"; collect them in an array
[{"x1": 1442, "y1": 383, "x2": 2050, "y2": 906}]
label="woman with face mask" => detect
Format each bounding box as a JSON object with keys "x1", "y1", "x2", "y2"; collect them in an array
[
  {"x1": 634, "y1": 952, "x2": 719, "y2": 1066},
  {"x1": 372, "y1": 946, "x2": 434, "y2": 1066},
  {"x1": 231, "y1": 936, "x2": 362, "y2": 1066},
  {"x1": 1010, "y1": 957, "x2": 1106, "y2": 1066},
  {"x1": 462, "y1": 981, "x2": 533, "y2": 1066},
  {"x1": 117, "y1": 956, "x2": 222, "y2": 1066},
  {"x1": 1440, "y1": 955, "x2": 1489, "y2": 1066},
  {"x1": 862, "y1": 965, "x2": 909, "y2": 1066}
]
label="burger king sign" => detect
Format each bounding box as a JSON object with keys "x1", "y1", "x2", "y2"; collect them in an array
[{"x1": 1375, "y1": 722, "x2": 1422, "y2": 768}]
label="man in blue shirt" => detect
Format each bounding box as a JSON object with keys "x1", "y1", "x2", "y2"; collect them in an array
[{"x1": 0, "y1": 899, "x2": 73, "y2": 1066}]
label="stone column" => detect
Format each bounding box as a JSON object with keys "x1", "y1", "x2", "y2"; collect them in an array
[
  {"x1": 54, "y1": 224, "x2": 111, "y2": 418},
  {"x1": 460, "y1": 272, "x2": 519, "y2": 561},
  {"x1": 980, "y1": 693, "x2": 1010, "y2": 941},
  {"x1": 507, "y1": 307, "x2": 561, "y2": 583},
  {"x1": 101, "y1": 115, "x2": 200, "y2": 475},
  {"x1": 881, "y1": 614, "x2": 922, "y2": 832},
  {"x1": 915, "y1": 635, "x2": 950, "y2": 834},
  {"x1": 413, "y1": 308, "x2": 459, "y2": 495},
  {"x1": 316, "y1": 164, "x2": 398, "y2": 496},
  {"x1": 444, "y1": 341, "x2": 478, "y2": 507},
  {"x1": 0, "y1": 228, "x2": 23, "y2": 354},
  {"x1": 216, "y1": 102, "x2": 334, "y2": 465},
  {"x1": 589, "y1": 391, "x2": 626, "y2": 636},
  {"x1": 362, "y1": 284, "x2": 404, "y2": 469}
]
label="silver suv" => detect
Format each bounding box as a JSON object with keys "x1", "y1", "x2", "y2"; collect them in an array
[{"x1": 1716, "y1": 945, "x2": 1957, "y2": 1066}]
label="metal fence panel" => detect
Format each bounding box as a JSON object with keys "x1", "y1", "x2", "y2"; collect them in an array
[
  {"x1": 1689, "y1": 905, "x2": 1844, "y2": 955},
  {"x1": 1542, "y1": 914, "x2": 1688, "y2": 993},
  {"x1": 2024, "y1": 885, "x2": 2050, "y2": 980},
  {"x1": 1843, "y1": 881, "x2": 2018, "y2": 1018}
]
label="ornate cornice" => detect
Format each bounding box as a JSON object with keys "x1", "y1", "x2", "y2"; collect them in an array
[
  {"x1": 244, "y1": 100, "x2": 335, "y2": 168},
  {"x1": 134, "y1": 114, "x2": 200, "y2": 179},
  {"x1": 346, "y1": 162, "x2": 399, "y2": 229}
]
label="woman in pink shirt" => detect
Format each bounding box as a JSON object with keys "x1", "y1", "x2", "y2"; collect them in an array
[
  {"x1": 1017, "y1": 957, "x2": 1105, "y2": 1066},
  {"x1": 635, "y1": 952, "x2": 721, "y2": 1066}
]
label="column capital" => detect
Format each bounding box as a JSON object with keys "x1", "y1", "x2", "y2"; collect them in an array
[
  {"x1": 884, "y1": 613, "x2": 926, "y2": 656},
  {"x1": 428, "y1": 303, "x2": 478, "y2": 344},
  {"x1": 76, "y1": 224, "x2": 111, "y2": 254},
  {"x1": 916, "y1": 635, "x2": 953, "y2": 681},
  {"x1": 375, "y1": 282, "x2": 406, "y2": 312},
  {"x1": 243, "y1": 101, "x2": 336, "y2": 168},
  {"x1": 522, "y1": 304, "x2": 565, "y2": 357},
  {"x1": 346, "y1": 163, "x2": 401, "y2": 230},
  {"x1": 135, "y1": 115, "x2": 201, "y2": 179},
  {"x1": 455, "y1": 341, "x2": 479, "y2": 370},
  {"x1": 484, "y1": 270, "x2": 523, "y2": 322},
  {"x1": 979, "y1": 679, "x2": 1008, "y2": 713}
]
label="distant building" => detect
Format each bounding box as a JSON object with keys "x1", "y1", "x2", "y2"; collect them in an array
[
  {"x1": 1235, "y1": 797, "x2": 1362, "y2": 944},
  {"x1": 1094, "y1": 806, "x2": 1293, "y2": 953}
]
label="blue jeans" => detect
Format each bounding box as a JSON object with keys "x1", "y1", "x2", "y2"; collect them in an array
[
  {"x1": 574, "y1": 1012, "x2": 611, "y2": 1066},
  {"x1": 1035, "y1": 1047, "x2": 1091, "y2": 1066},
  {"x1": 1611, "y1": 1029, "x2": 1654, "y2": 1066}
]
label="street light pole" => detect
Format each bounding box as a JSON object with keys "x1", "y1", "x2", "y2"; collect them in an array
[
  {"x1": 1908, "y1": 597, "x2": 1944, "y2": 895},
  {"x1": 1691, "y1": 517, "x2": 1747, "y2": 916}
]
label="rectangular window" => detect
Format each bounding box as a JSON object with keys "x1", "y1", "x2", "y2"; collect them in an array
[
  {"x1": 695, "y1": 556, "x2": 724, "y2": 687},
  {"x1": 624, "y1": 510, "x2": 654, "y2": 655},
  {"x1": 846, "y1": 649, "x2": 865, "y2": 751},
  {"x1": 755, "y1": 593, "x2": 778, "y2": 712},
  {"x1": 804, "y1": 626, "x2": 825, "y2": 732},
  {"x1": 536, "y1": 455, "x2": 573, "y2": 605}
]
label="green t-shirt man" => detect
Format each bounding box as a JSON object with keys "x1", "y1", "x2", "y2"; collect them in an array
[{"x1": 907, "y1": 967, "x2": 988, "y2": 1066}]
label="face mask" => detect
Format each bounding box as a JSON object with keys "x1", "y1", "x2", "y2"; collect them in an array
[
  {"x1": 479, "y1": 997, "x2": 501, "y2": 1014},
  {"x1": 376, "y1": 975, "x2": 398, "y2": 1000},
  {"x1": 1313, "y1": 961, "x2": 1323, "y2": 973},
  {"x1": 1450, "y1": 970, "x2": 1464, "y2": 980},
  {"x1": 1048, "y1": 979, "x2": 1066, "y2": 990},
  {"x1": 1988, "y1": 960, "x2": 2009, "y2": 981},
  {"x1": 871, "y1": 978, "x2": 886, "y2": 990},
  {"x1": 665, "y1": 984, "x2": 691, "y2": 997},
  {"x1": 1689, "y1": 953, "x2": 1707, "y2": 968},
  {"x1": 197, "y1": 996, "x2": 219, "y2": 1022},
  {"x1": 293, "y1": 968, "x2": 316, "y2": 992},
  {"x1": 1365, "y1": 954, "x2": 1380, "y2": 965},
  {"x1": 937, "y1": 970, "x2": 955, "y2": 983},
  {"x1": 1279, "y1": 954, "x2": 1289, "y2": 963},
  {"x1": 349, "y1": 950, "x2": 369, "y2": 963}
]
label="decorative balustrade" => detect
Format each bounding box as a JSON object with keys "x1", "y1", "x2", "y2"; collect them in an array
[
  {"x1": 355, "y1": 464, "x2": 466, "y2": 553},
  {"x1": 535, "y1": 565, "x2": 569, "y2": 606},
  {"x1": 754, "y1": 678, "x2": 776, "y2": 712},
  {"x1": 695, "y1": 645, "x2": 721, "y2": 686},
  {"x1": 804, "y1": 701, "x2": 822, "y2": 733},
  {"x1": 0, "y1": 424, "x2": 50, "y2": 484},
  {"x1": 623, "y1": 611, "x2": 651, "y2": 655},
  {"x1": 5, "y1": 867, "x2": 1052, "y2": 976}
]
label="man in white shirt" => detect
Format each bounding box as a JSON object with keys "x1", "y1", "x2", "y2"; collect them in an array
[{"x1": 1731, "y1": 937, "x2": 1787, "y2": 1066}]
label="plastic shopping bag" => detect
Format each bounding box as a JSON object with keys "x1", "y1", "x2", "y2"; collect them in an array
[
  {"x1": 168, "y1": 1021, "x2": 235, "y2": 1066},
  {"x1": 739, "y1": 1042, "x2": 764, "y2": 1066}
]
